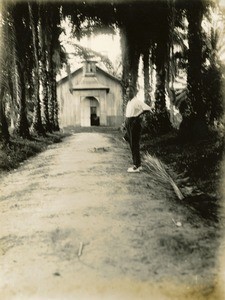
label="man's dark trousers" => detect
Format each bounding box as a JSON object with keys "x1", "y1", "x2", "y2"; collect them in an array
[{"x1": 125, "y1": 117, "x2": 142, "y2": 168}]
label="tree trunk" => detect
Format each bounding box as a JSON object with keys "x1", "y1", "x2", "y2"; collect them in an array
[
  {"x1": 154, "y1": 40, "x2": 171, "y2": 134},
  {"x1": 28, "y1": 3, "x2": 45, "y2": 135},
  {"x1": 49, "y1": 59, "x2": 59, "y2": 131},
  {"x1": 52, "y1": 75, "x2": 60, "y2": 131},
  {"x1": 45, "y1": 4, "x2": 61, "y2": 132},
  {"x1": 142, "y1": 48, "x2": 151, "y2": 105},
  {"x1": 187, "y1": 5, "x2": 204, "y2": 118},
  {"x1": 120, "y1": 25, "x2": 140, "y2": 109},
  {"x1": 48, "y1": 49, "x2": 60, "y2": 132},
  {"x1": 0, "y1": 87, "x2": 10, "y2": 145},
  {"x1": 155, "y1": 62, "x2": 166, "y2": 113},
  {"x1": 0, "y1": 2, "x2": 12, "y2": 145},
  {"x1": 16, "y1": 62, "x2": 30, "y2": 139},
  {"x1": 179, "y1": 2, "x2": 208, "y2": 141},
  {"x1": 120, "y1": 25, "x2": 131, "y2": 110},
  {"x1": 48, "y1": 47, "x2": 55, "y2": 131},
  {"x1": 39, "y1": 5, "x2": 51, "y2": 132},
  {"x1": 41, "y1": 64, "x2": 51, "y2": 132},
  {"x1": 12, "y1": 3, "x2": 30, "y2": 139}
]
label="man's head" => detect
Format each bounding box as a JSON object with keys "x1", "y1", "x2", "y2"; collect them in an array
[{"x1": 127, "y1": 85, "x2": 138, "y2": 99}]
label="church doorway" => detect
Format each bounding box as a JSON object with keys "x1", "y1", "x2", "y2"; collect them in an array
[
  {"x1": 81, "y1": 97, "x2": 100, "y2": 127},
  {"x1": 90, "y1": 106, "x2": 100, "y2": 126}
]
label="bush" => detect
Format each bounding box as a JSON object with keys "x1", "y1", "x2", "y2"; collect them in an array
[
  {"x1": 0, "y1": 132, "x2": 68, "y2": 172},
  {"x1": 142, "y1": 109, "x2": 172, "y2": 136}
]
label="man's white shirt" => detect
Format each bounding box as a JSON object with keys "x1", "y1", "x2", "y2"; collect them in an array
[{"x1": 125, "y1": 96, "x2": 151, "y2": 118}]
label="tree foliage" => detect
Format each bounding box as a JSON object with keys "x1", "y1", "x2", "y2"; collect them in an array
[
  {"x1": 0, "y1": 0, "x2": 66, "y2": 142},
  {"x1": 0, "y1": 0, "x2": 224, "y2": 144}
]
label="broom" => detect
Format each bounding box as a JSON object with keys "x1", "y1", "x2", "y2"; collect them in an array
[{"x1": 144, "y1": 152, "x2": 184, "y2": 200}]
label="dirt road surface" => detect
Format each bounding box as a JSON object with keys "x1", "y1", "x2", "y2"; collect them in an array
[{"x1": 0, "y1": 130, "x2": 224, "y2": 300}]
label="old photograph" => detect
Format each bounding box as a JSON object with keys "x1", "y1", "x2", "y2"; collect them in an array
[{"x1": 0, "y1": 0, "x2": 225, "y2": 299}]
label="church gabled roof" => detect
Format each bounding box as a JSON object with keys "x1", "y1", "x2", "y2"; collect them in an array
[
  {"x1": 57, "y1": 65, "x2": 121, "y2": 87},
  {"x1": 72, "y1": 74, "x2": 110, "y2": 93}
]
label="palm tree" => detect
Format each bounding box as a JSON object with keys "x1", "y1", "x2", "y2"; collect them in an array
[
  {"x1": 12, "y1": 2, "x2": 31, "y2": 138},
  {"x1": 120, "y1": 24, "x2": 140, "y2": 104},
  {"x1": 28, "y1": 2, "x2": 45, "y2": 135},
  {"x1": 1, "y1": 0, "x2": 222, "y2": 142},
  {"x1": 39, "y1": 3, "x2": 52, "y2": 132},
  {"x1": 201, "y1": 5, "x2": 224, "y2": 125},
  {"x1": 117, "y1": 2, "x2": 152, "y2": 109},
  {"x1": 0, "y1": 2, "x2": 11, "y2": 144},
  {"x1": 67, "y1": 42, "x2": 117, "y2": 76},
  {"x1": 46, "y1": 4, "x2": 65, "y2": 131},
  {"x1": 148, "y1": 1, "x2": 172, "y2": 134},
  {"x1": 142, "y1": 47, "x2": 151, "y2": 105},
  {"x1": 0, "y1": 85, "x2": 10, "y2": 145},
  {"x1": 178, "y1": 0, "x2": 214, "y2": 140}
]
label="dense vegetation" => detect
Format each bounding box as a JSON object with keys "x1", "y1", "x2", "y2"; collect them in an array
[{"x1": 0, "y1": 0, "x2": 225, "y2": 211}]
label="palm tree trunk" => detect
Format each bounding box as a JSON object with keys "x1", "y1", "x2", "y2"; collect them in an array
[
  {"x1": 179, "y1": 2, "x2": 208, "y2": 141},
  {"x1": 0, "y1": 87, "x2": 10, "y2": 145},
  {"x1": 12, "y1": 3, "x2": 30, "y2": 139},
  {"x1": 142, "y1": 47, "x2": 151, "y2": 105},
  {"x1": 48, "y1": 52, "x2": 59, "y2": 132},
  {"x1": 120, "y1": 25, "x2": 131, "y2": 108},
  {"x1": 155, "y1": 60, "x2": 166, "y2": 113},
  {"x1": 16, "y1": 61, "x2": 30, "y2": 139},
  {"x1": 47, "y1": 47, "x2": 60, "y2": 131},
  {"x1": 0, "y1": 3, "x2": 10, "y2": 145},
  {"x1": 41, "y1": 60, "x2": 51, "y2": 132},
  {"x1": 120, "y1": 25, "x2": 140, "y2": 108},
  {"x1": 154, "y1": 40, "x2": 171, "y2": 134},
  {"x1": 39, "y1": 5, "x2": 51, "y2": 132},
  {"x1": 45, "y1": 4, "x2": 61, "y2": 132},
  {"x1": 186, "y1": 5, "x2": 205, "y2": 118},
  {"x1": 28, "y1": 3, "x2": 45, "y2": 135},
  {"x1": 48, "y1": 47, "x2": 55, "y2": 131},
  {"x1": 52, "y1": 75, "x2": 60, "y2": 131}
]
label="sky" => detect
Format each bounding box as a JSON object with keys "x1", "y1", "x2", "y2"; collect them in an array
[
  {"x1": 219, "y1": 0, "x2": 225, "y2": 7},
  {"x1": 59, "y1": 2, "x2": 225, "y2": 81},
  {"x1": 76, "y1": 33, "x2": 121, "y2": 65},
  {"x1": 58, "y1": 19, "x2": 121, "y2": 79}
]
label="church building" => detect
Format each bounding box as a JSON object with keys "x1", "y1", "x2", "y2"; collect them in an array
[{"x1": 57, "y1": 60, "x2": 124, "y2": 128}]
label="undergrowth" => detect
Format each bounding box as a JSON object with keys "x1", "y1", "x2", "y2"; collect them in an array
[
  {"x1": 0, "y1": 131, "x2": 70, "y2": 172},
  {"x1": 141, "y1": 129, "x2": 224, "y2": 197},
  {"x1": 140, "y1": 129, "x2": 225, "y2": 223}
]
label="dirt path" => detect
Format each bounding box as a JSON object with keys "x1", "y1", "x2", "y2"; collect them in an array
[{"x1": 0, "y1": 131, "x2": 223, "y2": 299}]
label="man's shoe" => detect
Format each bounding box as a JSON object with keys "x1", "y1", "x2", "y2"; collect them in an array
[{"x1": 127, "y1": 166, "x2": 140, "y2": 173}]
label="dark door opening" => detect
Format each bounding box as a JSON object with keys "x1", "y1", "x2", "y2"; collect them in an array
[{"x1": 90, "y1": 106, "x2": 100, "y2": 126}]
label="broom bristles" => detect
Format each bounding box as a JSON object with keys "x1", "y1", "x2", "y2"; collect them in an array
[{"x1": 144, "y1": 152, "x2": 184, "y2": 200}]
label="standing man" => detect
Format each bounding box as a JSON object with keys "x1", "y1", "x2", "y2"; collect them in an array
[{"x1": 124, "y1": 86, "x2": 151, "y2": 173}]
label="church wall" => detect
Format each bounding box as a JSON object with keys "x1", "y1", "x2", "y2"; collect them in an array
[
  {"x1": 96, "y1": 71, "x2": 123, "y2": 120},
  {"x1": 57, "y1": 68, "x2": 124, "y2": 128}
]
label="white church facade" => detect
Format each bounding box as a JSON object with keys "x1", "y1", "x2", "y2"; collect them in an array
[{"x1": 57, "y1": 60, "x2": 124, "y2": 128}]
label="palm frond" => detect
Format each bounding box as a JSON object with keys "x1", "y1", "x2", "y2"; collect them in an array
[
  {"x1": 68, "y1": 41, "x2": 116, "y2": 75},
  {"x1": 144, "y1": 152, "x2": 184, "y2": 200}
]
